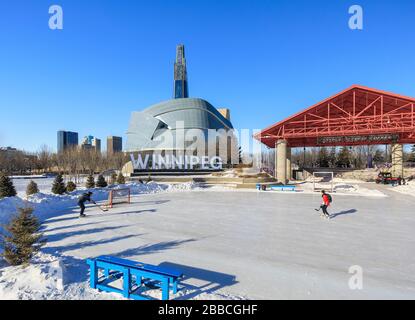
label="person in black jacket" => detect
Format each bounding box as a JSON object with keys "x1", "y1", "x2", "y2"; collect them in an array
[{"x1": 78, "y1": 192, "x2": 96, "y2": 218}]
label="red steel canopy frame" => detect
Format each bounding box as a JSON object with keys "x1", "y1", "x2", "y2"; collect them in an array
[{"x1": 255, "y1": 85, "x2": 415, "y2": 148}]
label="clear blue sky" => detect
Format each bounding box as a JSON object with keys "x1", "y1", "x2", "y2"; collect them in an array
[{"x1": 0, "y1": 0, "x2": 414, "y2": 152}]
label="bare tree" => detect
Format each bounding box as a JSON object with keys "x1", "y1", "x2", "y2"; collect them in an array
[{"x1": 37, "y1": 145, "x2": 53, "y2": 173}]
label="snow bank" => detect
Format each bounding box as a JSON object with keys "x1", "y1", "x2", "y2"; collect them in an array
[
  {"x1": 0, "y1": 252, "x2": 245, "y2": 300},
  {"x1": 0, "y1": 252, "x2": 124, "y2": 300},
  {"x1": 0, "y1": 190, "x2": 108, "y2": 228},
  {"x1": 299, "y1": 182, "x2": 387, "y2": 197},
  {"x1": 0, "y1": 197, "x2": 28, "y2": 226},
  {"x1": 332, "y1": 178, "x2": 368, "y2": 184},
  {"x1": 0, "y1": 182, "x2": 199, "y2": 230},
  {"x1": 334, "y1": 184, "x2": 357, "y2": 192},
  {"x1": 0, "y1": 253, "x2": 66, "y2": 300},
  {"x1": 334, "y1": 184, "x2": 386, "y2": 197}
]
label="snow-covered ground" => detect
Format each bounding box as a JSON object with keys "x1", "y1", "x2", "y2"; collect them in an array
[
  {"x1": 12, "y1": 178, "x2": 55, "y2": 197},
  {"x1": 1, "y1": 180, "x2": 415, "y2": 300},
  {"x1": 0, "y1": 181, "x2": 196, "y2": 226},
  {"x1": 299, "y1": 181, "x2": 387, "y2": 198}
]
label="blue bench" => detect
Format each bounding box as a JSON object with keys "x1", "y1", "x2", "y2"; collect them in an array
[
  {"x1": 87, "y1": 255, "x2": 183, "y2": 300},
  {"x1": 270, "y1": 185, "x2": 296, "y2": 192}
]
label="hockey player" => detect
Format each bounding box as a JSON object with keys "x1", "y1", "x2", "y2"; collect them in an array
[
  {"x1": 78, "y1": 191, "x2": 96, "y2": 218},
  {"x1": 315, "y1": 190, "x2": 332, "y2": 219}
]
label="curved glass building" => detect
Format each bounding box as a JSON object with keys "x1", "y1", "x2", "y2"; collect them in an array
[{"x1": 126, "y1": 98, "x2": 234, "y2": 153}]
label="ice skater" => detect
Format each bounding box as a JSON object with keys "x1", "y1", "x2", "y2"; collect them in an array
[
  {"x1": 315, "y1": 190, "x2": 332, "y2": 219},
  {"x1": 78, "y1": 191, "x2": 97, "y2": 218}
]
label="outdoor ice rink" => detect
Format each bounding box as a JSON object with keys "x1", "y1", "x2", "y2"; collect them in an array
[{"x1": 41, "y1": 186, "x2": 415, "y2": 300}]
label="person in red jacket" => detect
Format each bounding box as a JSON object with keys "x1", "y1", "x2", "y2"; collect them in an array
[
  {"x1": 321, "y1": 190, "x2": 331, "y2": 218},
  {"x1": 315, "y1": 190, "x2": 332, "y2": 219}
]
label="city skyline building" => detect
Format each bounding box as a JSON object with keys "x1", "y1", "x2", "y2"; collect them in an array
[
  {"x1": 173, "y1": 44, "x2": 189, "y2": 99},
  {"x1": 107, "y1": 136, "x2": 123, "y2": 155},
  {"x1": 82, "y1": 135, "x2": 94, "y2": 145},
  {"x1": 57, "y1": 131, "x2": 79, "y2": 153},
  {"x1": 81, "y1": 135, "x2": 101, "y2": 153},
  {"x1": 92, "y1": 137, "x2": 101, "y2": 153},
  {"x1": 80, "y1": 143, "x2": 93, "y2": 151}
]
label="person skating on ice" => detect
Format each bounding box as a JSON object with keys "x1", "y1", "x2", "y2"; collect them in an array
[
  {"x1": 78, "y1": 191, "x2": 96, "y2": 218},
  {"x1": 315, "y1": 190, "x2": 332, "y2": 219}
]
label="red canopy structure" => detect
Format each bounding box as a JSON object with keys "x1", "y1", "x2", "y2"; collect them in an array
[{"x1": 256, "y1": 85, "x2": 415, "y2": 148}]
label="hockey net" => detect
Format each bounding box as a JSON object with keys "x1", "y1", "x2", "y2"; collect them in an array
[
  {"x1": 312, "y1": 172, "x2": 334, "y2": 193},
  {"x1": 107, "y1": 188, "x2": 131, "y2": 208}
]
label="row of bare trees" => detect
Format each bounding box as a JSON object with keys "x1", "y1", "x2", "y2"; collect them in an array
[
  {"x1": 0, "y1": 145, "x2": 129, "y2": 177},
  {"x1": 0, "y1": 149, "x2": 38, "y2": 174},
  {"x1": 291, "y1": 145, "x2": 402, "y2": 169}
]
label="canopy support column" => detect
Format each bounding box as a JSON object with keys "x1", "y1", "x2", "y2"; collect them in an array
[
  {"x1": 275, "y1": 140, "x2": 288, "y2": 184},
  {"x1": 286, "y1": 147, "x2": 292, "y2": 181},
  {"x1": 391, "y1": 143, "x2": 403, "y2": 178}
]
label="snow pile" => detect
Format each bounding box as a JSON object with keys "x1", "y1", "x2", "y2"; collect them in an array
[
  {"x1": 334, "y1": 183, "x2": 386, "y2": 197},
  {"x1": 0, "y1": 189, "x2": 110, "y2": 227},
  {"x1": 333, "y1": 178, "x2": 368, "y2": 184},
  {"x1": 29, "y1": 189, "x2": 109, "y2": 210},
  {"x1": 0, "y1": 253, "x2": 124, "y2": 300},
  {"x1": 299, "y1": 182, "x2": 386, "y2": 197},
  {"x1": 0, "y1": 197, "x2": 27, "y2": 224},
  {"x1": 0, "y1": 252, "x2": 245, "y2": 300},
  {"x1": 113, "y1": 181, "x2": 198, "y2": 194},
  {"x1": 334, "y1": 184, "x2": 358, "y2": 193},
  {"x1": 336, "y1": 169, "x2": 379, "y2": 182},
  {"x1": 114, "y1": 181, "x2": 165, "y2": 194},
  {"x1": 0, "y1": 253, "x2": 66, "y2": 300},
  {"x1": 164, "y1": 182, "x2": 199, "y2": 192},
  {"x1": 0, "y1": 182, "x2": 200, "y2": 230}
]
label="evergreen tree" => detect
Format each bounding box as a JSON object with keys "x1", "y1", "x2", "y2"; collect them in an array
[
  {"x1": 336, "y1": 146, "x2": 352, "y2": 168},
  {"x1": 373, "y1": 149, "x2": 385, "y2": 164},
  {"x1": 66, "y1": 181, "x2": 77, "y2": 193},
  {"x1": 0, "y1": 174, "x2": 17, "y2": 199},
  {"x1": 2, "y1": 207, "x2": 45, "y2": 266},
  {"x1": 117, "y1": 172, "x2": 126, "y2": 185},
  {"x1": 26, "y1": 181, "x2": 39, "y2": 196},
  {"x1": 110, "y1": 173, "x2": 117, "y2": 185},
  {"x1": 328, "y1": 147, "x2": 337, "y2": 167},
  {"x1": 318, "y1": 147, "x2": 330, "y2": 168},
  {"x1": 51, "y1": 173, "x2": 66, "y2": 195},
  {"x1": 96, "y1": 175, "x2": 108, "y2": 188},
  {"x1": 85, "y1": 175, "x2": 95, "y2": 189}
]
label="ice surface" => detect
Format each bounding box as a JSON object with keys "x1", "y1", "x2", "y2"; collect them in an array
[{"x1": 1, "y1": 181, "x2": 415, "y2": 300}]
